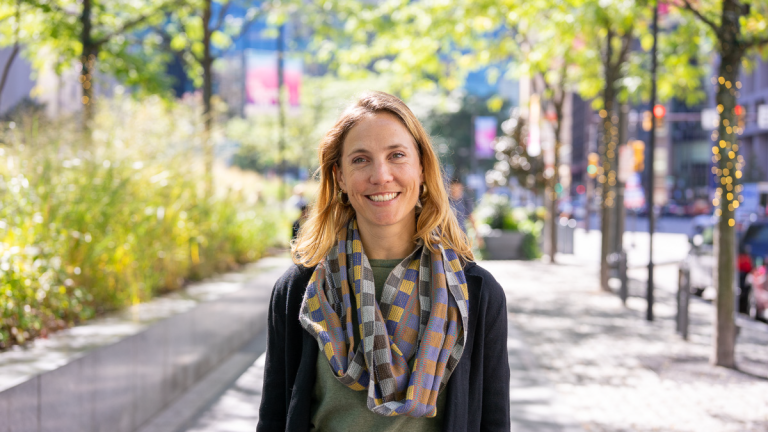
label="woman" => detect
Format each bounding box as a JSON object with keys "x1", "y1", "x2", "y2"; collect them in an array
[{"x1": 257, "y1": 91, "x2": 509, "y2": 432}]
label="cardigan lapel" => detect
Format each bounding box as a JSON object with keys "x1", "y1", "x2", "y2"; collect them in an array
[
  {"x1": 286, "y1": 315, "x2": 320, "y2": 431},
  {"x1": 441, "y1": 263, "x2": 482, "y2": 432}
]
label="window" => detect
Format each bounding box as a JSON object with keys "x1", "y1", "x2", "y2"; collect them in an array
[{"x1": 744, "y1": 224, "x2": 768, "y2": 244}]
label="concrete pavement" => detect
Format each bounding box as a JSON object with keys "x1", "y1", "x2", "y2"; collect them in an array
[{"x1": 485, "y1": 259, "x2": 768, "y2": 431}]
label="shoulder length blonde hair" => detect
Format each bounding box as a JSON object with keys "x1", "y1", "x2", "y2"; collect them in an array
[{"x1": 292, "y1": 91, "x2": 474, "y2": 267}]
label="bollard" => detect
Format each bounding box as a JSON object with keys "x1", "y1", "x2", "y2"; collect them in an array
[
  {"x1": 607, "y1": 250, "x2": 628, "y2": 305},
  {"x1": 618, "y1": 250, "x2": 628, "y2": 305},
  {"x1": 677, "y1": 267, "x2": 690, "y2": 340},
  {"x1": 557, "y1": 218, "x2": 576, "y2": 254}
]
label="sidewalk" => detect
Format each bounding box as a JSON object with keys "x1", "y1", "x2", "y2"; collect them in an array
[
  {"x1": 484, "y1": 259, "x2": 768, "y2": 431},
  {"x1": 170, "y1": 257, "x2": 768, "y2": 432}
]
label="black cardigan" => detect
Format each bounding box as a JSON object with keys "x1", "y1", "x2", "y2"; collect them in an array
[{"x1": 256, "y1": 261, "x2": 510, "y2": 432}]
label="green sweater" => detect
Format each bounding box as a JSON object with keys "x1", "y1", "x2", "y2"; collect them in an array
[{"x1": 309, "y1": 258, "x2": 447, "y2": 432}]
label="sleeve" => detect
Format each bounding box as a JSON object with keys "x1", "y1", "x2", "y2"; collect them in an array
[
  {"x1": 481, "y1": 279, "x2": 511, "y2": 431},
  {"x1": 257, "y1": 279, "x2": 289, "y2": 432}
]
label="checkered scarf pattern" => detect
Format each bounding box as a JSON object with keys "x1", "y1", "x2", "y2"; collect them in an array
[{"x1": 299, "y1": 219, "x2": 469, "y2": 417}]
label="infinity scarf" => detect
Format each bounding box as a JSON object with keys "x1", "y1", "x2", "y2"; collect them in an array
[{"x1": 299, "y1": 219, "x2": 469, "y2": 418}]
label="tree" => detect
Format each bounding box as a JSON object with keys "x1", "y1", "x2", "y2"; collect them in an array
[
  {"x1": 13, "y1": 0, "x2": 185, "y2": 130},
  {"x1": 165, "y1": 0, "x2": 270, "y2": 195},
  {"x1": 561, "y1": 0, "x2": 642, "y2": 290},
  {"x1": 488, "y1": 0, "x2": 582, "y2": 264},
  {"x1": 487, "y1": 109, "x2": 549, "y2": 196},
  {"x1": 680, "y1": 0, "x2": 768, "y2": 368}
]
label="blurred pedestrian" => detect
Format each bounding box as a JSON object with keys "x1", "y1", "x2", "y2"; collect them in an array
[
  {"x1": 258, "y1": 91, "x2": 509, "y2": 431},
  {"x1": 449, "y1": 178, "x2": 483, "y2": 248},
  {"x1": 287, "y1": 183, "x2": 308, "y2": 211},
  {"x1": 291, "y1": 204, "x2": 309, "y2": 241}
]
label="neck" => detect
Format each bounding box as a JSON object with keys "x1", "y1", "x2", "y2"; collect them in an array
[{"x1": 356, "y1": 216, "x2": 417, "y2": 260}]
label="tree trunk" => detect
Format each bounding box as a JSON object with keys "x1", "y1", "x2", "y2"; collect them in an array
[
  {"x1": 202, "y1": 0, "x2": 214, "y2": 197},
  {"x1": 711, "y1": 0, "x2": 744, "y2": 368},
  {"x1": 277, "y1": 23, "x2": 286, "y2": 203},
  {"x1": 547, "y1": 170, "x2": 558, "y2": 262},
  {"x1": 614, "y1": 104, "x2": 628, "y2": 256},
  {"x1": 80, "y1": 0, "x2": 96, "y2": 133},
  {"x1": 599, "y1": 31, "x2": 618, "y2": 292},
  {"x1": 548, "y1": 96, "x2": 564, "y2": 264}
]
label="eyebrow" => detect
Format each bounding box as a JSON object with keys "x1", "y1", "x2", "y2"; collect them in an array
[{"x1": 345, "y1": 143, "x2": 410, "y2": 156}]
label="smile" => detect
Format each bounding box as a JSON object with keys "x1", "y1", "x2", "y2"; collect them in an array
[{"x1": 366, "y1": 192, "x2": 399, "y2": 202}]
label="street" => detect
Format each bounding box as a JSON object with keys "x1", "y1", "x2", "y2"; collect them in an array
[{"x1": 582, "y1": 214, "x2": 700, "y2": 236}]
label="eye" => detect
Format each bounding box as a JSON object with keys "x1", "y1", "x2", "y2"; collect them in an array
[
  {"x1": 391, "y1": 152, "x2": 406, "y2": 159},
  {"x1": 352, "y1": 156, "x2": 367, "y2": 164}
]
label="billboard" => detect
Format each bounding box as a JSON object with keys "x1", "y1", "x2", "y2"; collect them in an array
[
  {"x1": 245, "y1": 50, "x2": 302, "y2": 112},
  {"x1": 474, "y1": 116, "x2": 497, "y2": 159},
  {"x1": 624, "y1": 172, "x2": 646, "y2": 210}
]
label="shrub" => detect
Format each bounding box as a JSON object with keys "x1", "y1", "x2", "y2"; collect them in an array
[
  {"x1": 475, "y1": 194, "x2": 544, "y2": 260},
  {"x1": 0, "y1": 97, "x2": 283, "y2": 350}
]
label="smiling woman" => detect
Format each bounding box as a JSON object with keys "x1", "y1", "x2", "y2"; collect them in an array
[
  {"x1": 257, "y1": 91, "x2": 510, "y2": 432},
  {"x1": 334, "y1": 112, "x2": 425, "y2": 258}
]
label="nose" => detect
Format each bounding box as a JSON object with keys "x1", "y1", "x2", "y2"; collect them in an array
[{"x1": 369, "y1": 159, "x2": 394, "y2": 185}]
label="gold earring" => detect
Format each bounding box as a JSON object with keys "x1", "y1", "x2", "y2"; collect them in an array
[
  {"x1": 420, "y1": 183, "x2": 428, "y2": 199},
  {"x1": 337, "y1": 189, "x2": 349, "y2": 205}
]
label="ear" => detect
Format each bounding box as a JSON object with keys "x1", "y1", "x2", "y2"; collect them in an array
[{"x1": 333, "y1": 164, "x2": 347, "y2": 191}]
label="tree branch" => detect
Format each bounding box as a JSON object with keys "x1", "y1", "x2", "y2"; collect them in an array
[
  {"x1": 20, "y1": 0, "x2": 76, "y2": 16},
  {"x1": 0, "y1": 12, "x2": 15, "y2": 24},
  {"x1": 157, "y1": 26, "x2": 203, "y2": 65},
  {"x1": 212, "y1": 0, "x2": 233, "y2": 32},
  {"x1": 616, "y1": 28, "x2": 633, "y2": 69},
  {"x1": 744, "y1": 34, "x2": 768, "y2": 50},
  {"x1": 681, "y1": 0, "x2": 719, "y2": 35},
  {"x1": 554, "y1": 63, "x2": 567, "y2": 111},
  {"x1": 92, "y1": 0, "x2": 188, "y2": 47},
  {"x1": 232, "y1": 3, "x2": 271, "y2": 41}
]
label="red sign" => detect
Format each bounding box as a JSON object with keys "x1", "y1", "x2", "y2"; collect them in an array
[{"x1": 653, "y1": 104, "x2": 666, "y2": 119}]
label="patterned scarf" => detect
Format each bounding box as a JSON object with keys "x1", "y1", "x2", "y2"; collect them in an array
[{"x1": 299, "y1": 219, "x2": 469, "y2": 417}]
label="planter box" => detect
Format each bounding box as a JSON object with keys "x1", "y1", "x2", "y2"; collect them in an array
[
  {"x1": 483, "y1": 230, "x2": 526, "y2": 260},
  {"x1": 0, "y1": 257, "x2": 290, "y2": 432}
]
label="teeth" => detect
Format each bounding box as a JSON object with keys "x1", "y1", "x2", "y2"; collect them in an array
[{"x1": 368, "y1": 193, "x2": 398, "y2": 202}]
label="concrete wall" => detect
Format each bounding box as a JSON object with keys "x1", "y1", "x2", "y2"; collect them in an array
[{"x1": 0, "y1": 269, "x2": 276, "y2": 432}]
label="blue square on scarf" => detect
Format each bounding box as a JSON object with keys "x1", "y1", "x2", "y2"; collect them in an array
[{"x1": 393, "y1": 290, "x2": 410, "y2": 308}]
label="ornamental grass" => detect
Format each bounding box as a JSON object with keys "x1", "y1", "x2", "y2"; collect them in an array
[{"x1": 0, "y1": 96, "x2": 284, "y2": 349}]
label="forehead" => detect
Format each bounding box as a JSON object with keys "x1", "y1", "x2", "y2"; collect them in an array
[{"x1": 341, "y1": 112, "x2": 418, "y2": 155}]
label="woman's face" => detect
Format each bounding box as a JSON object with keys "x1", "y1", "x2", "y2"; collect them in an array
[{"x1": 335, "y1": 112, "x2": 423, "y2": 235}]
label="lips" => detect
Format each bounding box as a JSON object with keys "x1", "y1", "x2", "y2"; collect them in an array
[{"x1": 366, "y1": 192, "x2": 399, "y2": 202}]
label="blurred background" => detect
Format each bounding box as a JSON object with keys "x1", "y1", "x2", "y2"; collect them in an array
[{"x1": 1, "y1": 0, "x2": 768, "y2": 430}]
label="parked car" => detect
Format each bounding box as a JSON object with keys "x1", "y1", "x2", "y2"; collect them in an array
[
  {"x1": 663, "y1": 199, "x2": 686, "y2": 217},
  {"x1": 741, "y1": 220, "x2": 768, "y2": 316},
  {"x1": 685, "y1": 198, "x2": 711, "y2": 216},
  {"x1": 680, "y1": 218, "x2": 768, "y2": 317}
]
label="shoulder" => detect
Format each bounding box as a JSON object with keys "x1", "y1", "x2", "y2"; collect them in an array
[
  {"x1": 462, "y1": 261, "x2": 506, "y2": 305},
  {"x1": 272, "y1": 263, "x2": 316, "y2": 305}
]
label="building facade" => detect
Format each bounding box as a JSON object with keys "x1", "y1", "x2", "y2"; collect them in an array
[{"x1": 736, "y1": 57, "x2": 768, "y2": 183}]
